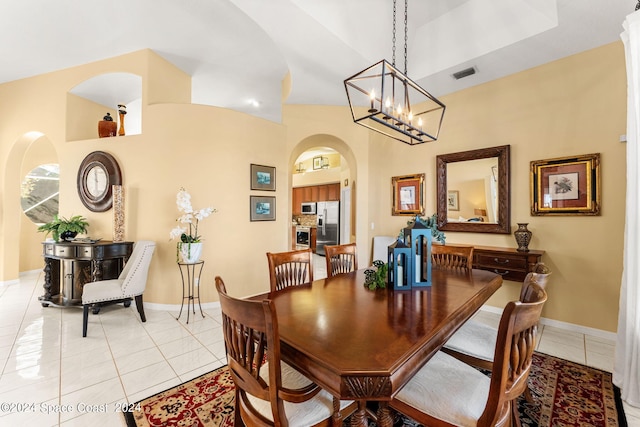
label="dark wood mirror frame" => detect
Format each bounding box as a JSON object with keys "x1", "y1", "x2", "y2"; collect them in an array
[
  {"x1": 77, "y1": 151, "x2": 122, "y2": 212},
  {"x1": 436, "y1": 145, "x2": 511, "y2": 234}
]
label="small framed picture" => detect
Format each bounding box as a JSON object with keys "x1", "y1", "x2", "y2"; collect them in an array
[
  {"x1": 250, "y1": 196, "x2": 276, "y2": 221},
  {"x1": 250, "y1": 164, "x2": 276, "y2": 191},
  {"x1": 313, "y1": 156, "x2": 323, "y2": 170},
  {"x1": 391, "y1": 173, "x2": 425, "y2": 216},
  {"x1": 447, "y1": 190, "x2": 460, "y2": 211},
  {"x1": 530, "y1": 153, "x2": 600, "y2": 216}
]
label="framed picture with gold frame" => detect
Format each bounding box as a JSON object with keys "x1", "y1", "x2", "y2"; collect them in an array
[
  {"x1": 392, "y1": 173, "x2": 425, "y2": 216},
  {"x1": 530, "y1": 153, "x2": 600, "y2": 216}
]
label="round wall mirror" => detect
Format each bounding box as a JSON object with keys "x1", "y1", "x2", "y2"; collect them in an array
[{"x1": 77, "y1": 151, "x2": 122, "y2": 212}]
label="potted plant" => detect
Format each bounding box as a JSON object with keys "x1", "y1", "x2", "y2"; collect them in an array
[
  {"x1": 37, "y1": 214, "x2": 89, "y2": 242},
  {"x1": 169, "y1": 188, "x2": 217, "y2": 263}
]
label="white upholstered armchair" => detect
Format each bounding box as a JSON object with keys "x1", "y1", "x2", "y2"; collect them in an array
[{"x1": 82, "y1": 240, "x2": 156, "y2": 337}]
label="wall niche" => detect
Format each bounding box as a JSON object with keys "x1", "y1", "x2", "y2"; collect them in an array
[{"x1": 66, "y1": 72, "x2": 142, "y2": 142}]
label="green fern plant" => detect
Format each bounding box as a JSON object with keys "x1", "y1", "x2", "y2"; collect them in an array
[
  {"x1": 37, "y1": 214, "x2": 89, "y2": 242},
  {"x1": 364, "y1": 260, "x2": 388, "y2": 290}
]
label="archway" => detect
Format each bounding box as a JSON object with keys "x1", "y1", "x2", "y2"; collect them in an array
[
  {"x1": 1, "y1": 132, "x2": 57, "y2": 281},
  {"x1": 289, "y1": 134, "x2": 358, "y2": 256}
]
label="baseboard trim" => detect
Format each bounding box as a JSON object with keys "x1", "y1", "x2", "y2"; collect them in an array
[{"x1": 479, "y1": 305, "x2": 617, "y2": 341}]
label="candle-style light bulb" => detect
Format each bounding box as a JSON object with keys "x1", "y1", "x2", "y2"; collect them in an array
[
  {"x1": 368, "y1": 89, "x2": 376, "y2": 112},
  {"x1": 418, "y1": 117, "x2": 423, "y2": 131},
  {"x1": 408, "y1": 111, "x2": 413, "y2": 123}
]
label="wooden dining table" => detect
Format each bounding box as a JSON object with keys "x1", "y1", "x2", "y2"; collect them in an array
[{"x1": 251, "y1": 267, "x2": 502, "y2": 427}]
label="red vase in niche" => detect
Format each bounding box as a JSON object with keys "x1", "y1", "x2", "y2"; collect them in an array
[
  {"x1": 514, "y1": 223, "x2": 532, "y2": 252},
  {"x1": 98, "y1": 112, "x2": 117, "y2": 138}
]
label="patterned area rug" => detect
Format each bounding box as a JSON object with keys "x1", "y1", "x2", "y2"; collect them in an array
[{"x1": 124, "y1": 352, "x2": 627, "y2": 427}]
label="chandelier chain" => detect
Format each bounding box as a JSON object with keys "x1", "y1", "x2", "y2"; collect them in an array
[
  {"x1": 392, "y1": 0, "x2": 397, "y2": 67},
  {"x1": 404, "y1": 0, "x2": 408, "y2": 74}
]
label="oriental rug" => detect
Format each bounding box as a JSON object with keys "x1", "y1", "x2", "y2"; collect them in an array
[{"x1": 124, "y1": 352, "x2": 627, "y2": 427}]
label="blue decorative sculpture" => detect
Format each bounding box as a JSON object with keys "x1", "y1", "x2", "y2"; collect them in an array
[
  {"x1": 403, "y1": 220, "x2": 432, "y2": 287},
  {"x1": 388, "y1": 238, "x2": 412, "y2": 290}
]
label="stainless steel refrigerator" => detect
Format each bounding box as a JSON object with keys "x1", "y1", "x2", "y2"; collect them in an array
[{"x1": 316, "y1": 201, "x2": 339, "y2": 256}]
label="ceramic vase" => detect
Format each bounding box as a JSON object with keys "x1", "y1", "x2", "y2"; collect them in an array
[
  {"x1": 179, "y1": 242, "x2": 203, "y2": 263},
  {"x1": 514, "y1": 223, "x2": 532, "y2": 252}
]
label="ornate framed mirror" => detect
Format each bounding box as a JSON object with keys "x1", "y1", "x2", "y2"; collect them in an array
[{"x1": 436, "y1": 145, "x2": 511, "y2": 234}]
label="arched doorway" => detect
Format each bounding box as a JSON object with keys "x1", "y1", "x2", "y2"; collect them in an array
[
  {"x1": 1, "y1": 132, "x2": 57, "y2": 281},
  {"x1": 289, "y1": 134, "x2": 358, "y2": 259}
]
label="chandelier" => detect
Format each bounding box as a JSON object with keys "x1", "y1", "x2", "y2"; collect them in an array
[{"x1": 344, "y1": 0, "x2": 445, "y2": 145}]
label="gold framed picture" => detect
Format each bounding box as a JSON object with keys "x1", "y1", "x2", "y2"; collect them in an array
[
  {"x1": 392, "y1": 173, "x2": 425, "y2": 216},
  {"x1": 530, "y1": 153, "x2": 600, "y2": 216}
]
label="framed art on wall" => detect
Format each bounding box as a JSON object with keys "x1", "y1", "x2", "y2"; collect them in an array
[
  {"x1": 250, "y1": 196, "x2": 276, "y2": 221},
  {"x1": 530, "y1": 153, "x2": 601, "y2": 216},
  {"x1": 250, "y1": 164, "x2": 276, "y2": 191},
  {"x1": 391, "y1": 173, "x2": 425, "y2": 216},
  {"x1": 447, "y1": 190, "x2": 459, "y2": 211}
]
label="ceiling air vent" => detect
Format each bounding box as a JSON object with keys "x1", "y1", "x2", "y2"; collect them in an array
[{"x1": 452, "y1": 67, "x2": 477, "y2": 80}]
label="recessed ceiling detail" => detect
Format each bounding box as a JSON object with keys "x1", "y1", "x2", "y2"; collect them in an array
[{"x1": 0, "y1": 0, "x2": 631, "y2": 125}]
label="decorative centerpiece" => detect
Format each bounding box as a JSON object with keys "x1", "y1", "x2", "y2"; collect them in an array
[
  {"x1": 169, "y1": 188, "x2": 216, "y2": 263},
  {"x1": 37, "y1": 214, "x2": 89, "y2": 242},
  {"x1": 399, "y1": 213, "x2": 445, "y2": 244},
  {"x1": 364, "y1": 260, "x2": 388, "y2": 290}
]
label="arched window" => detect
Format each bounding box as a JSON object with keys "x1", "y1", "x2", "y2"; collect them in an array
[{"x1": 21, "y1": 163, "x2": 59, "y2": 224}]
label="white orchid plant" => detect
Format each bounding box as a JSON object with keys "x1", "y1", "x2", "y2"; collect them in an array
[{"x1": 169, "y1": 188, "x2": 216, "y2": 258}]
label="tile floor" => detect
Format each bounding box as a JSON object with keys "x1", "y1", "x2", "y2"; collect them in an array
[{"x1": 0, "y1": 256, "x2": 638, "y2": 426}]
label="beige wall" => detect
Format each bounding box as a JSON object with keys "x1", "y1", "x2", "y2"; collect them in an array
[
  {"x1": 1, "y1": 42, "x2": 627, "y2": 332},
  {"x1": 366, "y1": 42, "x2": 626, "y2": 332}
]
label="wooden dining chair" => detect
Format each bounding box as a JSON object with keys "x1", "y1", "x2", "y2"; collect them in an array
[
  {"x1": 215, "y1": 277, "x2": 356, "y2": 427},
  {"x1": 324, "y1": 243, "x2": 358, "y2": 278},
  {"x1": 431, "y1": 244, "x2": 474, "y2": 271},
  {"x1": 266, "y1": 248, "x2": 314, "y2": 292},
  {"x1": 442, "y1": 269, "x2": 551, "y2": 403},
  {"x1": 390, "y1": 282, "x2": 547, "y2": 427}
]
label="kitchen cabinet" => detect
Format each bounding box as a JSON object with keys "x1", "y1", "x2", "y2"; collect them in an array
[
  {"x1": 292, "y1": 188, "x2": 303, "y2": 215},
  {"x1": 472, "y1": 246, "x2": 544, "y2": 282},
  {"x1": 327, "y1": 183, "x2": 340, "y2": 201},
  {"x1": 317, "y1": 185, "x2": 328, "y2": 201},
  {"x1": 302, "y1": 186, "x2": 313, "y2": 202},
  {"x1": 310, "y1": 228, "x2": 317, "y2": 253},
  {"x1": 293, "y1": 183, "x2": 341, "y2": 203}
]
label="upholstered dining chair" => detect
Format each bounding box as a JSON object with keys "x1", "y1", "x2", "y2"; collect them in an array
[
  {"x1": 266, "y1": 248, "x2": 313, "y2": 292},
  {"x1": 215, "y1": 277, "x2": 356, "y2": 426},
  {"x1": 390, "y1": 282, "x2": 547, "y2": 427},
  {"x1": 442, "y1": 269, "x2": 551, "y2": 403},
  {"x1": 431, "y1": 244, "x2": 474, "y2": 271},
  {"x1": 325, "y1": 243, "x2": 358, "y2": 278},
  {"x1": 82, "y1": 240, "x2": 155, "y2": 337}
]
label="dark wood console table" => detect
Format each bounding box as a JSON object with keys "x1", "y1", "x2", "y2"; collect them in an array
[
  {"x1": 472, "y1": 245, "x2": 545, "y2": 282},
  {"x1": 40, "y1": 240, "x2": 133, "y2": 307}
]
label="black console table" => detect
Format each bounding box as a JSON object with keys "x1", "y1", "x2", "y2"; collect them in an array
[{"x1": 40, "y1": 240, "x2": 133, "y2": 307}]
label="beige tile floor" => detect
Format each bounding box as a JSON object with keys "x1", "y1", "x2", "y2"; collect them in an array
[{"x1": 0, "y1": 258, "x2": 638, "y2": 426}]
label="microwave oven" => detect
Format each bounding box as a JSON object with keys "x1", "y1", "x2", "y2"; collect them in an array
[{"x1": 301, "y1": 202, "x2": 316, "y2": 214}]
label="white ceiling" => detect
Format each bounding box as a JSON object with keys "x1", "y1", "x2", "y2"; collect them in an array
[{"x1": 0, "y1": 0, "x2": 635, "y2": 123}]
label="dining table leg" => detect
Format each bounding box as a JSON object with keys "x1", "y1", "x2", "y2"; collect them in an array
[
  {"x1": 349, "y1": 401, "x2": 368, "y2": 427},
  {"x1": 377, "y1": 402, "x2": 394, "y2": 427}
]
